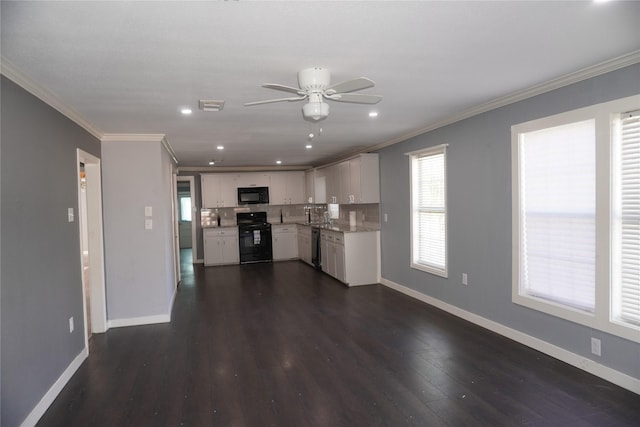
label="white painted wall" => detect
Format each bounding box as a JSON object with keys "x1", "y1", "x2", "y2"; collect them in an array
[{"x1": 101, "y1": 135, "x2": 177, "y2": 325}]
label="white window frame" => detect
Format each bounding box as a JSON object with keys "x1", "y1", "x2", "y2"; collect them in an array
[
  {"x1": 408, "y1": 144, "x2": 448, "y2": 278},
  {"x1": 511, "y1": 94, "x2": 640, "y2": 343}
]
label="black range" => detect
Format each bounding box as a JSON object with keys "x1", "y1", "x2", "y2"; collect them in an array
[{"x1": 237, "y1": 211, "x2": 272, "y2": 264}]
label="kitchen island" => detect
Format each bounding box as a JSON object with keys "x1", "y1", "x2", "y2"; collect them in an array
[{"x1": 297, "y1": 222, "x2": 380, "y2": 286}]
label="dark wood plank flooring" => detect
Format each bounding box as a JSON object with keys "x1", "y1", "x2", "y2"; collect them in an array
[{"x1": 38, "y1": 260, "x2": 640, "y2": 426}]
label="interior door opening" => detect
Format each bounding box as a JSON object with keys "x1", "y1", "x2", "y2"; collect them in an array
[
  {"x1": 76, "y1": 149, "x2": 107, "y2": 349},
  {"x1": 176, "y1": 176, "x2": 196, "y2": 278}
]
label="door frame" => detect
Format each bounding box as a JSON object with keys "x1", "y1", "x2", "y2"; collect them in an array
[
  {"x1": 76, "y1": 149, "x2": 108, "y2": 345},
  {"x1": 176, "y1": 175, "x2": 197, "y2": 262}
]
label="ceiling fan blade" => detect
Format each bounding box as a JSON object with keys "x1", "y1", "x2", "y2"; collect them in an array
[
  {"x1": 262, "y1": 84, "x2": 305, "y2": 95},
  {"x1": 326, "y1": 93, "x2": 382, "y2": 104},
  {"x1": 244, "y1": 96, "x2": 307, "y2": 106},
  {"x1": 325, "y1": 77, "x2": 375, "y2": 94}
]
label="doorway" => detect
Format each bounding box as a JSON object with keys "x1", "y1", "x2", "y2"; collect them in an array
[
  {"x1": 176, "y1": 176, "x2": 196, "y2": 277},
  {"x1": 77, "y1": 149, "x2": 107, "y2": 349}
]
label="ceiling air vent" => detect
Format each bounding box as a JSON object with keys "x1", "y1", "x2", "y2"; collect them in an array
[{"x1": 199, "y1": 100, "x2": 225, "y2": 112}]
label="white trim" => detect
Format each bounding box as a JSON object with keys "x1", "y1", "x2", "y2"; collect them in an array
[
  {"x1": 168, "y1": 285, "x2": 177, "y2": 319},
  {"x1": 409, "y1": 145, "x2": 448, "y2": 278},
  {"x1": 100, "y1": 133, "x2": 166, "y2": 142},
  {"x1": 107, "y1": 313, "x2": 171, "y2": 329},
  {"x1": 178, "y1": 165, "x2": 311, "y2": 173},
  {"x1": 511, "y1": 94, "x2": 640, "y2": 344},
  {"x1": 366, "y1": 50, "x2": 640, "y2": 155},
  {"x1": 404, "y1": 143, "x2": 449, "y2": 157},
  {"x1": 162, "y1": 136, "x2": 179, "y2": 165},
  {"x1": 380, "y1": 277, "x2": 640, "y2": 395},
  {"x1": 19, "y1": 348, "x2": 88, "y2": 427},
  {"x1": 194, "y1": 258, "x2": 205, "y2": 264},
  {"x1": 0, "y1": 58, "x2": 103, "y2": 139},
  {"x1": 177, "y1": 176, "x2": 197, "y2": 263}
]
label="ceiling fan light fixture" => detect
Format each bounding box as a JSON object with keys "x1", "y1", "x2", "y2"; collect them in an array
[{"x1": 302, "y1": 102, "x2": 329, "y2": 122}]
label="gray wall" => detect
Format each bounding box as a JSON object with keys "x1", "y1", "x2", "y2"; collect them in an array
[
  {"x1": 378, "y1": 63, "x2": 640, "y2": 381},
  {"x1": 1, "y1": 76, "x2": 101, "y2": 426},
  {"x1": 102, "y1": 138, "x2": 177, "y2": 322}
]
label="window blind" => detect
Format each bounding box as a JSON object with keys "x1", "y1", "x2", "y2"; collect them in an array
[
  {"x1": 615, "y1": 111, "x2": 640, "y2": 325},
  {"x1": 519, "y1": 120, "x2": 596, "y2": 311},
  {"x1": 411, "y1": 146, "x2": 447, "y2": 275}
]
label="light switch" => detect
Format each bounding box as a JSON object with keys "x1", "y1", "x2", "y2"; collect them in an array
[
  {"x1": 145, "y1": 219, "x2": 153, "y2": 230},
  {"x1": 68, "y1": 208, "x2": 74, "y2": 222},
  {"x1": 145, "y1": 206, "x2": 153, "y2": 217}
]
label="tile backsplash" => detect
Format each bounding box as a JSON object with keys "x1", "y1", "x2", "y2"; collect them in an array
[{"x1": 202, "y1": 203, "x2": 380, "y2": 228}]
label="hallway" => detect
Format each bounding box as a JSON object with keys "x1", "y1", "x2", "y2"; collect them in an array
[{"x1": 38, "y1": 261, "x2": 640, "y2": 426}]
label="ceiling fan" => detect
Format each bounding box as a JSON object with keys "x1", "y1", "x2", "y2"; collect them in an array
[{"x1": 244, "y1": 67, "x2": 382, "y2": 122}]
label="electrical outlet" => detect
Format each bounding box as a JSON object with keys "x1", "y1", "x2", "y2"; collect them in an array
[
  {"x1": 67, "y1": 208, "x2": 74, "y2": 222},
  {"x1": 591, "y1": 337, "x2": 601, "y2": 356},
  {"x1": 69, "y1": 317, "x2": 74, "y2": 333},
  {"x1": 462, "y1": 273, "x2": 468, "y2": 286},
  {"x1": 384, "y1": 213, "x2": 388, "y2": 222}
]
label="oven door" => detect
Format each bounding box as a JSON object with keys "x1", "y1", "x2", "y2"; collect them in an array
[{"x1": 238, "y1": 225, "x2": 273, "y2": 263}]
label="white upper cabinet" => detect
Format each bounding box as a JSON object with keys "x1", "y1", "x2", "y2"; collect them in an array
[
  {"x1": 201, "y1": 173, "x2": 239, "y2": 208},
  {"x1": 349, "y1": 154, "x2": 379, "y2": 204},
  {"x1": 269, "y1": 171, "x2": 304, "y2": 205},
  {"x1": 237, "y1": 172, "x2": 270, "y2": 188},
  {"x1": 304, "y1": 170, "x2": 315, "y2": 203},
  {"x1": 317, "y1": 153, "x2": 379, "y2": 205}
]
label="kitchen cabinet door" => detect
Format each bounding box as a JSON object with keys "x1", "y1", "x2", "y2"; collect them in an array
[
  {"x1": 219, "y1": 174, "x2": 239, "y2": 207},
  {"x1": 238, "y1": 172, "x2": 269, "y2": 188},
  {"x1": 201, "y1": 174, "x2": 221, "y2": 208},
  {"x1": 204, "y1": 228, "x2": 239, "y2": 266},
  {"x1": 273, "y1": 225, "x2": 298, "y2": 260},
  {"x1": 221, "y1": 235, "x2": 239, "y2": 264},
  {"x1": 287, "y1": 172, "x2": 305, "y2": 204},
  {"x1": 335, "y1": 242, "x2": 346, "y2": 283},
  {"x1": 269, "y1": 172, "x2": 304, "y2": 205},
  {"x1": 269, "y1": 173, "x2": 287, "y2": 205}
]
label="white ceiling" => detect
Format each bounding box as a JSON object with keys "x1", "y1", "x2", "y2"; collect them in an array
[{"x1": 2, "y1": 1, "x2": 640, "y2": 169}]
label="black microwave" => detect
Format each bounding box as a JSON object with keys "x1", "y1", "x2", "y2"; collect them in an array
[{"x1": 237, "y1": 187, "x2": 269, "y2": 205}]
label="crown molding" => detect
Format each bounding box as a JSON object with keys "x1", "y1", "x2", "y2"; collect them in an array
[
  {"x1": 100, "y1": 133, "x2": 166, "y2": 142},
  {"x1": 178, "y1": 165, "x2": 311, "y2": 173},
  {"x1": 0, "y1": 57, "x2": 103, "y2": 140},
  {"x1": 365, "y1": 49, "x2": 640, "y2": 153}
]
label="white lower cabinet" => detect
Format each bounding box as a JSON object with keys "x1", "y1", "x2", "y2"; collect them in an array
[
  {"x1": 204, "y1": 228, "x2": 239, "y2": 266},
  {"x1": 320, "y1": 229, "x2": 379, "y2": 286},
  {"x1": 297, "y1": 225, "x2": 312, "y2": 265},
  {"x1": 272, "y1": 225, "x2": 298, "y2": 260}
]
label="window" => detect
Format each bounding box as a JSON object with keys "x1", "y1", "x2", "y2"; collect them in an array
[
  {"x1": 518, "y1": 119, "x2": 596, "y2": 312},
  {"x1": 409, "y1": 144, "x2": 448, "y2": 277},
  {"x1": 179, "y1": 196, "x2": 192, "y2": 222},
  {"x1": 612, "y1": 109, "x2": 640, "y2": 327},
  {"x1": 512, "y1": 94, "x2": 640, "y2": 343}
]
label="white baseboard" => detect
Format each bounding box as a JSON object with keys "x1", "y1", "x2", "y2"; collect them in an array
[
  {"x1": 20, "y1": 347, "x2": 88, "y2": 427},
  {"x1": 380, "y1": 277, "x2": 640, "y2": 395},
  {"x1": 194, "y1": 258, "x2": 204, "y2": 264},
  {"x1": 107, "y1": 313, "x2": 170, "y2": 328}
]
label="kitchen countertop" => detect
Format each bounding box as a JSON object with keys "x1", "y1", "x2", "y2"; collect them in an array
[
  {"x1": 296, "y1": 222, "x2": 380, "y2": 233},
  {"x1": 203, "y1": 222, "x2": 380, "y2": 233}
]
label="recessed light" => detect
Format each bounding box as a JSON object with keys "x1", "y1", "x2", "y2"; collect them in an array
[
  {"x1": 369, "y1": 111, "x2": 378, "y2": 118},
  {"x1": 217, "y1": 145, "x2": 224, "y2": 150},
  {"x1": 208, "y1": 161, "x2": 215, "y2": 165},
  {"x1": 181, "y1": 108, "x2": 192, "y2": 115},
  {"x1": 276, "y1": 160, "x2": 282, "y2": 165},
  {"x1": 306, "y1": 144, "x2": 312, "y2": 149}
]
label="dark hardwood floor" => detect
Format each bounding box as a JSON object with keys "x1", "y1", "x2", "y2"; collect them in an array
[{"x1": 38, "y1": 259, "x2": 640, "y2": 426}]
